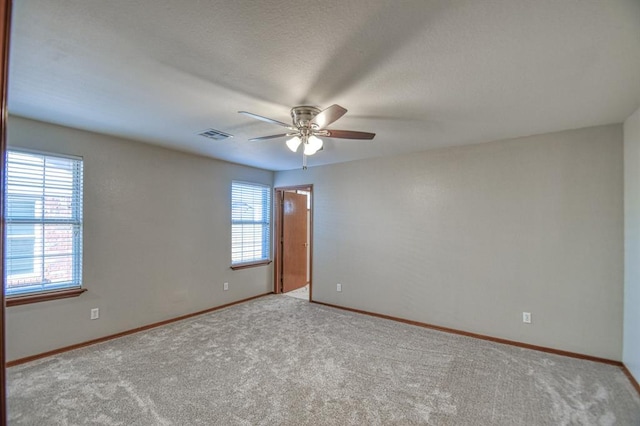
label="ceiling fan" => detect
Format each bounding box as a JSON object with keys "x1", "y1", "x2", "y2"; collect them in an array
[{"x1": 238, "y1": 105, "x2": 375, "y2": 168}]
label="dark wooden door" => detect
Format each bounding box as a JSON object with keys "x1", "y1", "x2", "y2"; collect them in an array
[{"x1": 282, "y1": 192, "x2": 308, "y2": 293}]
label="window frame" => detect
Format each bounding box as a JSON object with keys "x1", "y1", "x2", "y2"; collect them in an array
[
  {"x1": 230, "y1": 181, "x2": 272, "y2": 270},
  {"x1": 4, "y1": 149, "x2": 85, "y2": 306}
]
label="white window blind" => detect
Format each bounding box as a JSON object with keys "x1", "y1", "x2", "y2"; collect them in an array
[
  {"x1": 4, "y1": 150, "x2": 83, "y2": 296},
  {"x1": 231, "y1": 181, "x2": 271, "y2": 265}
]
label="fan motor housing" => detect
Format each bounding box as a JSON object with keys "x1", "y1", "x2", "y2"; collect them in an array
[{"x1": 291, "y1": 106, "x2": 321, "y2": 128}]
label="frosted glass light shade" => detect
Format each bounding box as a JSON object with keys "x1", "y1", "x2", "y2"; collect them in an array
[
  {"x1": 304, "y1": 135, "x2": 323, "y2": 155},
  {"x1": 286, "y1": 136, "x2": 302, "y2": 152}
]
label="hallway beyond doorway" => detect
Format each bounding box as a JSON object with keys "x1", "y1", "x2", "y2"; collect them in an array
[{"x1": 283, "y1": 284, "x2": 309, "y2": 301}]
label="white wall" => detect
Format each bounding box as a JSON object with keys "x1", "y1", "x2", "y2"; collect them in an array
[
  {"x1": 624, "y1": 107, "x2": 640, "y2": 380},
  {"x1": 6, "y1": 116, "x2": 273, "y2": 361},
  {"x1": 276, "y1": 125, "x2": 624, "y2": 360}
]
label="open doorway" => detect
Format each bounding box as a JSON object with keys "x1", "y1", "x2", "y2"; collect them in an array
[{"x1": 274, "y1": 185, "x2": 312, "y2": 301}]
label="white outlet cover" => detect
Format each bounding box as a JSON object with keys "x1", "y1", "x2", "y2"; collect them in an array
[
  {"x1": 337, "y1": 283, "x2": 342, "y2": 292},
  {"x1": 90, "y1": 308, "x2": 99, "y2": 320},
  {"x1": 223, "y1": 282, "x2": 229, "y2": 291},
  {"x1": 522, "y1": 312, "x2": 531, "y2": 323}
]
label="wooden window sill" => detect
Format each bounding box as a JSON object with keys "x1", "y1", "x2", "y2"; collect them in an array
[
  {"x1": 230, "y1": 260, "x2": 272, "y2": 270},
  {"x1": 6, "y1": 288, "x2": 87, "y2": 307}
]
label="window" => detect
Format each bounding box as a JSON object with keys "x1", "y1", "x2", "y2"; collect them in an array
[
  {"x1": 4, "y1": 150, "x2": 83, "y2": 298},
  {"x1": 231, "y1": 181, "x2": 271, "y2": 267}
]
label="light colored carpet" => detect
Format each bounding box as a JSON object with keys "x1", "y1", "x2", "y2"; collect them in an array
[
  {"x1": 284, "y1": 284, "x2": 309, "y2": 300},
  {"x1": 7, "y1": 295, "x2": 640, "y2": 425}
]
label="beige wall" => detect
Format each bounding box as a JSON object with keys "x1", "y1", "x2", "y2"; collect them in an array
[
  {"x1": 624, "y1": 107, "x2": 640, "y2": 380},
  {"x1": 276, "y1": 125, "x2": 624, "y2": 360},
  {"x1": 6, "y1": 118, "x2": 625, "y2": 362},
  {"x1": 6, "y1": 116, "x2": 273, "y2": 361}
]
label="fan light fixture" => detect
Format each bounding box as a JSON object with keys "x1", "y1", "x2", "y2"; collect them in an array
[
  {"x1": 285, "y1": 136, "x2": 301, "y2": 152},
  {"x1": 286, "y1": 135, "x2": 323, "y2": 156},
  {"x1": 305, "y1": 135, "x2": 323, "y2": 155}
]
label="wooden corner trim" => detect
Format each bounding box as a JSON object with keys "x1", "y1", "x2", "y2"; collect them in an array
[
  {"x1": 0, "y1": 1, "x2": 11, "y2": 423},
  {"x1": 6, "y1": 292, "x2": 272, "y2": 367},
  {"x1": 311, "y1": 300, "x2": 623, "y2": 366},
  {"x1": 621, "y1": 364, "x2": 640, "y2": 396},
  {"x1": 6, "y1": 288, "x2": 87, "y2": 307},
  {"x1": 230, "y1": 260, "x2": 272, "y2": 270}
]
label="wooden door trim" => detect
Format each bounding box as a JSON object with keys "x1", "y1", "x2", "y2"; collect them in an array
[
  {"x1": 0, "y1": 1, "x2": 11, "y2": 424},
  {"x1": 273, "y1": 185, "x2": 313, "y2": 302}
]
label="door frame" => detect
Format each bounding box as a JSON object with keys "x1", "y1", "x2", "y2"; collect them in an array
[
  {"x1": 0, "y1": 1, "x2": 11, "y2": 424},
  {"x1": 273, "y1": 185, "x2": 313, "y2": 301}
]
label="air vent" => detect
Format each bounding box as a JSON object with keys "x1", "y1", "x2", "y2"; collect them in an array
[{"x1": 198, "y1": 128, "x2": 233, "y2": 140}]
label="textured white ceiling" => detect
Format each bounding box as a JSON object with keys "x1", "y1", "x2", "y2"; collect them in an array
[{"x1": 8, "y1": 0, "x2": 640, "y2": 171}]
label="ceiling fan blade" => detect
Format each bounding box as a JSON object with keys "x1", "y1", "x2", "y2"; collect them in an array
[
  {"x1": 311, "y1": 104, "x2": 347, "y2": 129},
  {"x1": 238, "y1": 111, "x2": 293, "y2": 129},
  {"x1": 248, "y1": 133, "x2": 291, "y2": 142},
  {"x1": 324, "y1": 129, "x2": 376, "y2": 140}
]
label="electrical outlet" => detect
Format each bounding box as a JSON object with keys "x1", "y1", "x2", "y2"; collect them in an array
[
  {"x1": 223, "y1": 282, "x2": 229, "y2": 291},
  {"x1": 522, "y1": 312, "x2": 531, "y2": 324},
  {"x1": 337, "y1": 283, "x2": 342, "y2": 292},
  {"x1": 90, "y1": 308, "x2": 99, "y2": 320}
]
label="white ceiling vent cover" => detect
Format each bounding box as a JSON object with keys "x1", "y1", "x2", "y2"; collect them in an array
[{"x1": 198, "y1": 128, "x2": 233, "y2": 140}]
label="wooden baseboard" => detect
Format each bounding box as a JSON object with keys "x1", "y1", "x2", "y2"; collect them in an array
[
  {"x1": 311, "y1": 301, "x2": 622, "y2": 366},
  {"x1": 7, "y1": 292, "x2": 272, "y2": 367},
  {"x1": 622, "y1": 364, "x2": 640, "y2": 395}
]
